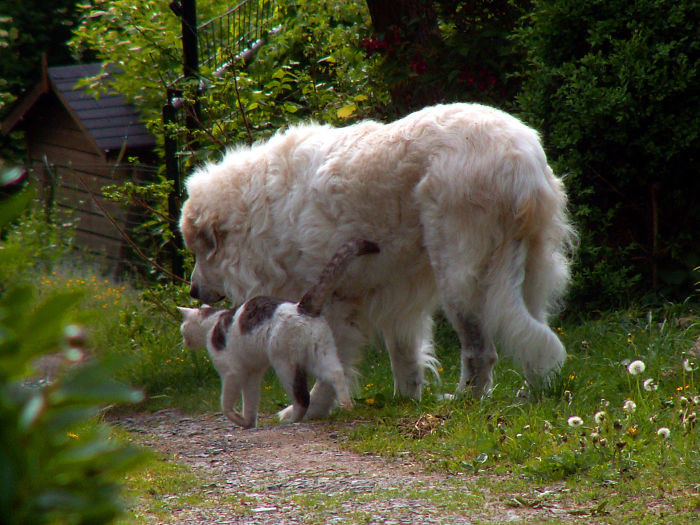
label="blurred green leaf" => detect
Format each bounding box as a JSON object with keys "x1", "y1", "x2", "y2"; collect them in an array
[{"x1": 0, "y1": 187, "x2": 34, "y2": 227}]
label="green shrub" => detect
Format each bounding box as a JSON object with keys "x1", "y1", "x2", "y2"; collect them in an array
[
  {"x1": 0, "y1": 191, "x2": 145, "y2": 524},
  {"x1": 515, "y1": 0, "x2": 699, "y2": 307}
]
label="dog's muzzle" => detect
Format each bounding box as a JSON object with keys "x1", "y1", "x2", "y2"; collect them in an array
[{"x1": 190, "y1": 283, "x2": 225, "y2": 304}]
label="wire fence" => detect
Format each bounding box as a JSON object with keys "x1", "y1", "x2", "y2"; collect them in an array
[{"x1": 168, "y1": 0, "x2": 275, "y2": 89}]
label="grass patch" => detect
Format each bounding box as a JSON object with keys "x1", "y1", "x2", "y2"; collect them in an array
[{"x1": 339, "y1": 307, "x2": 699, "y2": 521}]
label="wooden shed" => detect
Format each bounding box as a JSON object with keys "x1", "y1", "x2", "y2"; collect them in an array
[{"x1": 1, "y1": 58, "x2": 157, "y2": 272}]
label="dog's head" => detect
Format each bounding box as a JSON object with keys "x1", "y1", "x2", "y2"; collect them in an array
[{"x1": 180, "y1": 203, "x2": 227, "y2": 304}]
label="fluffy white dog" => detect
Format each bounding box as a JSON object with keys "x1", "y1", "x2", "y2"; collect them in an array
[{"x1": 180, "y1": 103, "x2": 575, "y2": 419}]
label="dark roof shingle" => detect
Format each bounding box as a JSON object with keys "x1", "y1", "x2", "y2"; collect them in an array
[{"x1": 47, "y1": 63, "x2": 155, "y2": 152}]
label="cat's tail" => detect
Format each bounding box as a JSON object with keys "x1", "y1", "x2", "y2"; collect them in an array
[{"x1": 297, "y1": 239, "x2": 380, "y2": 317}]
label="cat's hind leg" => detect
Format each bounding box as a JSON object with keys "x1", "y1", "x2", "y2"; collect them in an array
[
  {"x1": 273, "y1": 362, "x2": 310, "y2": 422},
  {"x1": 311, "y1": 342, "x2": 354, "y2": 412}
]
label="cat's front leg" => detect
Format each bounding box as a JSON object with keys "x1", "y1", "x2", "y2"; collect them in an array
[
  {"x1": 239, "y1": 371, "x2": 264, "y2": 429},
  {"x1": 221, "y1": 373, "x2": 249, "y2": 428}
]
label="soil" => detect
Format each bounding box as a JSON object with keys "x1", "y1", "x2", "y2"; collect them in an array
[{"x1": 114, "y1": 409, "x2": 581, "y2": 524}]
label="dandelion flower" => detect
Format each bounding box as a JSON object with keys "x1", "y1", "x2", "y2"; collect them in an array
[
  {"x1": 657, "y1": 427, "x2": 670, "y2": 439},
  {"x1": 365, "y1": 398, "x2": 375, "y2": 405},
  {"x1": 643, "y1": 378, "x2": 658, "y2": 391},
  {"x1": 623, "y1": 400, "x2": 637, "y2": 413},
  {"x1": 594, "y1": 411, "x2": 607, "y2": 424},
  {"x1": 567, "y1": 416, "x2": 583, "y2": 427},
  {"x1": 627, "y1": 360, "x2": 646, "y2": 375}
]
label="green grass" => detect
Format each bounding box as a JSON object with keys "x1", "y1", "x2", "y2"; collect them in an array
[{"x1": 336, "y1": 306, "x2": 699, "y2": 521}]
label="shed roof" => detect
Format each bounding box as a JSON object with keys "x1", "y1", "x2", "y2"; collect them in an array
[{"x1": 1, "y1": 59, "x2": 155, "y2": 155}]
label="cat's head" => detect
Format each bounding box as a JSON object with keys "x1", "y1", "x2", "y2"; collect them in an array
[{"x1": 177, "y1": 305, "x2": 226, "y2": 349}]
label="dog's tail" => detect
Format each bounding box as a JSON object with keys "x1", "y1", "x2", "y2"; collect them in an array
[
  {"x1": 483, "y1": 164, "x2": 576, "y2": 386},
  {"x1": 297, "y1": 239, "x2": 380, "y2": 317}
]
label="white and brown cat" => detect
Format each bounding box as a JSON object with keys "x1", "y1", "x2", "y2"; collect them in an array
[{"x1": 178, "y1": 239, "x2": 379, "y2": 428}]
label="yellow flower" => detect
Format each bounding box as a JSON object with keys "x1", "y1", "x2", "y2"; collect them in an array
[
  {"x1": 67, "y1": 432, "x2": 79, "y2": 439},
  {"x1": 365, "y1": 398, "x2": 375, "y2": 405}
]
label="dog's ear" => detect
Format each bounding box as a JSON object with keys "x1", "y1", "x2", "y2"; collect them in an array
[
  {"x1": 180, "y1": 210, "x2": 223, "y2": 260},
  {"x1": 196, "y1": 222, "x2": 226, "y2": 262}
]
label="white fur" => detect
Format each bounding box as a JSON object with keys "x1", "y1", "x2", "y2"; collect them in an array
[
  {"x1": 179, "y1": 303, "x2": 353, "y2": 428},
  {"x1": 180, "y1": 102, "x2": 575, "y2": 414}
]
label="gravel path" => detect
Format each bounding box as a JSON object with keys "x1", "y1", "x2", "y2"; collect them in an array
[{"x1": 114, "y1": 409, "x2": 576, "y2": 524}]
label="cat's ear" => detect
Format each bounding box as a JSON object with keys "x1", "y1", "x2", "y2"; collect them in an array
[{"x1": 177, "y1": 306, "x2": 197, "y2": 320}]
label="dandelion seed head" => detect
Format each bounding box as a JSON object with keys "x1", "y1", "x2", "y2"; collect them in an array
[
  {"x1": 567, "y1": 416, "x2": 583, "y2": 427},
  {"x1": 643, "y1": 378, "x2": 658, "y2": 391},
  {"x1": 682, "y1": 358, "x2": 696, "y2": 372},
  {"x1": 657, "y1": 427, "x2": 670, "y2": 439},
  {"x1": 627, "y1": 360, "x2": 646, "y2": 375},
  {"x1": 623, "y1": 400, "x2": 637, "y2": 413}
]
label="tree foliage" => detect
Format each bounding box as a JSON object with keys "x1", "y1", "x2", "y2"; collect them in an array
[
  {"x1": 0, "y1": 0, "x2": 84, "y2": 108},
  {"x1": 515, "y1": 0, "x2": 700, "y2": 306},
  {"x1": 363, "y1": 0, "x2": 530, "y2": 114}
]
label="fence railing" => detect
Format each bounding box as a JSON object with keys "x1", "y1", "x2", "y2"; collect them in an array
[
  {"x1": 163, "y1": 0, "x2": 276, "y2": 279},
  {"x1": 168, "y1": 0, "x2": 275, "y2": 89}
]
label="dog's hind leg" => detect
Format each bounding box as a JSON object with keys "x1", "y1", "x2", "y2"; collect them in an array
[{"x1": 451, "y1": 310, "x2": 498, "y2": 397}]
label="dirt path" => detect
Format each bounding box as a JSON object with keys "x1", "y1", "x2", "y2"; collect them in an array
[{"x1": 115, "y1": 409, "x2": 577, "y2": 524}]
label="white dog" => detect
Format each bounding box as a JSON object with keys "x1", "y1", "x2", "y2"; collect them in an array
[{"x1": 179, "y1": 103, "x2": 575, "y2": 419}]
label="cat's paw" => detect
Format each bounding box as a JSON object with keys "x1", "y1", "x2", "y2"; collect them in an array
[{"x1": 277, "y1": 404, "x2": 295, "y2": 422}]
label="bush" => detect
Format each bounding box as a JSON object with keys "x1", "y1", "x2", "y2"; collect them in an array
[
  {"x1": 0, "y1": 190, "x2": 145, "y2": 524},
  {"x1": 515, "y1": 0, "x2": 699, "y2": 307}
]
